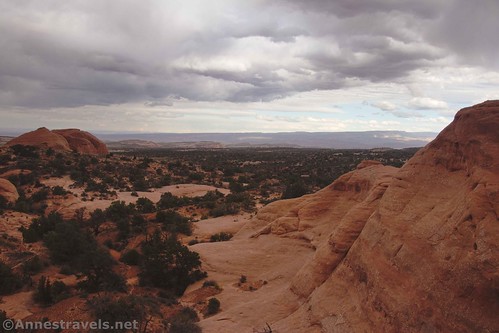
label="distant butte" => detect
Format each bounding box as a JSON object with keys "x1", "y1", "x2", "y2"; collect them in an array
[{"x1": 6, "y1": 127, "x2": 109, "y2": 155}]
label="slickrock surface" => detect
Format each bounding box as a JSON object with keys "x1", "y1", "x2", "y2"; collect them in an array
[
  {"x1": 6, "y1": 127, "x2": 108, "y2": 155},
  {"x1": 0, "y1": 178, "x2": 19, "y2": 203},
  {"x1": 197, "y1": 101, "x2": 499, "y2": 333}
]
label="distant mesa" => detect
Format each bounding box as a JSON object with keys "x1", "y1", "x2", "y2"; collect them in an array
[{"x1": 6, "y1": 127, "x2": 108, "y2": 155}]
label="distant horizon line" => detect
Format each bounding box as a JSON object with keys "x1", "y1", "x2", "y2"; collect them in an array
[{"x1": 0, "y1": 128, "x2": 438, "y2": 136}]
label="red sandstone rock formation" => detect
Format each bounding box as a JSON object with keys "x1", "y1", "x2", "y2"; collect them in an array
[
  {"x1": 53, "y1": 129, "x2": 109, "y2": 155},
  {"x1": 229, "y1": 101, "x2": 499, "y2": 333},
  {"x1": 6, "y1": 127, "x2": 108, "y2": 155},
  {"x1": 0, "y1": 178, "x2": 19, "y2": 204},
  {"x1": 6, "y1": 127, "x2": 71, "y2": 151}
]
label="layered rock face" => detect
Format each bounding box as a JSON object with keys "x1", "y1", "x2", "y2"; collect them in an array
[
  {"x1": 6, "y1": 127, "x2": 108, "y2": 155},
  {"x1": 0, "y1": 178, "x2": 19, "y2": 204},
  {"x1": 245, "y1": 101, "x2": 499, "y2": 332}
]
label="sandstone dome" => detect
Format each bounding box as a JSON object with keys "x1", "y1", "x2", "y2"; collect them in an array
[
  {"x1": 6, "y1": 127, "x2": 71, "y2": 151},
  {"x1": 52, "y1": 129, "x2": 109, "y2": 155},
  {"x1": 6, "y1": 127, "x2": 108, "y2": 155},
  {"x1": 0, "y1": 178, "x2": 19, "y2": 204}
]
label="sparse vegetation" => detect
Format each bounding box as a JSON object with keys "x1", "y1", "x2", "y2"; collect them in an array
[
  {"x1": 166, "y1": 307, "x2": 201, "y2": 333},
  {"x1": 206, "y1": 297, "x2": 221, "y2": 315},
  {"x1": 33, "y1": 276, "x2": 70, "y2": 305},
  {"x1": 0, "y1": 261, "x2": 22, "y2": 295},
  {"x1": 120, "y1": 249, "x2": 141, "y2": 266},
  {"x1": 210, "y1": 232, "x2": 233, "y2": 242},
  {"x1": 202, "y1": 280, "x2": 220, "y2": 289},
  {"x1": 139, "y1": 230, "x2": 206, "y2": 295},
  {"x1": 0, "y1": 144, "x2": 420, "y2": 330},
  {"x1": 88, "y1": 295, "x2": 148, "y2": 333}
]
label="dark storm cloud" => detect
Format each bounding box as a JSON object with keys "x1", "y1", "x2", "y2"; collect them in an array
[
  {"x1": 0, "y1": 0, "x2": 496, "y2": 110},
  {"x1": 280, "y1": 0, "x2": 447, "y2": 18}
]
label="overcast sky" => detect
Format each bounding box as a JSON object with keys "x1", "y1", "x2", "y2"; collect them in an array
[{"x1": 1, "y1": 0, "x2": 498, "y2": 133}]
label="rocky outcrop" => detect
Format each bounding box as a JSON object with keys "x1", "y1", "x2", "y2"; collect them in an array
[
  {"x1": 6, "y1": 127, "x2": 108, "y2": 155},
  {"x1": 0, "y1": 179, "x2": 19, "y2": 204},
  {"x1": 53, "y1": 129, "x2": 109, "y2": 155},
  {"x1": 6, "y1": 127, "x2": 71, "y2": 151},
  {"x1": 238, "y1": 101, "x2": 499, "y2": 332}
]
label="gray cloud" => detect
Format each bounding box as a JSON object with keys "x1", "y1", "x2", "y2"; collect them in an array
[{"x1": 0, "y1": 0, "x2": 497, "y2": 112}]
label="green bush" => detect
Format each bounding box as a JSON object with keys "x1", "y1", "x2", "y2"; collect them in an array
[
  {"x1": 33, "y1": 276, "x2": 70, "y2": 306},
  {"x1": 139, "y1": 231, "x2": 205, "y2": 295},
  {"x1": 88, "y1": 295, "x2": 146, "y2": 333},
  {"x1": 156, "y1": 210, "x2": 191, "y2": 235},
  {"x1": 0, "y1": 196, "x2": 8, "y2": 211},
  {"x1": 202, "y1": 280, "x2": 220, "y2": 289},
  {"x1": 51, "y1": 186, "x2": 68, "y2": 196},
  {"x1": 21, "y1": 255, "x2": 45, "y2": 275},
  {"x1": 157, "y1": 192, "x2": 190, "y2": 209},
  {"x1": 120, "y1": 249, "x2": 141, "y2": 266},
  {"x1": 42, "y1": 219, "x2": 125, "y2": 292},
  {"x1": 281, "y1": 182, "x2": 308, "y2": 199},
  {"x1": 188, "y1": 239, "x2": 199, "y2": 246},
  {"x1": 166, "y1": 307, "x2": 201, "y2": 333},
  {"x1": 206, "y1": 298, "x2": 221, "y2": 315},
  {"x1": 0, "y1": 310, "x2": 17, "y2": 333},
  {"x1": 0, "y1": 261, "x2": 22, "y2": 295},
  {"x1": 136, "y1": 197, "x2": 156, "y2": 213},
  {"x1": 105, "y1": 201, "x2": 135, "y2": 222},
  {"x1": 19, "y1": 212, "x2": 63, "y2": 243},
  {"x1": 210, "y1": 232, "x2": 233, "y2": 242}
]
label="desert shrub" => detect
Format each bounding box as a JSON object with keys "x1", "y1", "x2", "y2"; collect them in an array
[
  {"x1": 30, "y1": 187, "x2": 49, "y2": 202},
  {"x1": 209, "y1": 203, "x2": 239, "y2": 217},
  {"x1": 120, "y1": 249, "x2": 141, "y2": 266},
  {"x1": 88, "y1": 295, "x2": 147, "y2": 333},
  {"x1": 202, "y1": 280, "x2": 220, "y2": 289},
  {"x1": 116, "y1": 218, "x2": 130, "y2": 240},
  {"x1": 105, "y1": 201, "x2": 135, "y2": 222},
  {"x1": 140, "y1": 230, "x2": 205, "y2": 295},
  {"x1": 43, "y1": 220, "x2": 125, "y2": 292},
  {"x1": 59, "y1": 265, "x2": 73, "y2": 275},
  {"x1": 239, "y1": 275, "x2": 247, "y2": 283},
  {"x1": 33, "y1": 276, "x2": 70, "y2": 305},
  {"x1": 0, "y1": 310, "x2": 17, "y2": 333},
  {"x1": 210, "y1": 232, "x2": 233, "y2": 242},
  {"x1": 43, "y1": 220, "x2": 94, "y2": 264},
  {"x1": 132, "y1": 177, "x2": 149, "y2": 192},
  {"x1": 136, "y1": 197, "x2": 155, "y2": 213},
  {"x1": 10, "y1": 144, "x2": 39, "y2": 158},
  {"x1": 281, "y1": 182, "x2": 308, "y2": 199},
  {"x1": 0, "y1": 261, "x2": 22, "y2": 295},
  {"x1": 51, "y1": 186, "x2": 67, "y2": 196},
  {"x1": 156, "y1": 210, "x2": 191, "y2": 235},
  {"x1": 21, "y1": 255, "x2": 45, "y2": 275},
  {"x1": 88, "y1": 208, "x2": 106, "y2": 236},
  {"x1": 206, "y1": 298, "x2": 221, "y2": 315},
  {"x1": 188, "y1": 239, "x2": 199, "y2": 246},
  {"x1": 76, "y1": 247, "x2": 127, "y2": 293},
  {"x1": 188, "y1": 172, "x2": 204, "y2": 181},
  {"x1": 157, "y1": 289, "x2": 178, "y2": 306},
  {"x1": 19, "y1": 212, "x2": 63, "y2": 243},
  {"x1": 166, "y1": 307, "x2": 201, "y2": 333},
  {"x1": 157, "y1": 192, "x2": 190, "y2": 209},
  {"x1": 0, "y1": 196, "x2": 8, "y2": 211}
]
